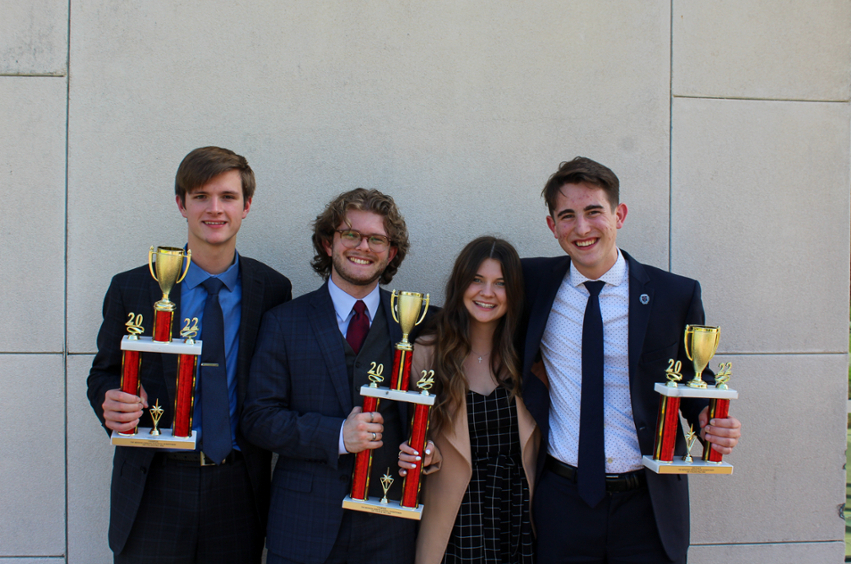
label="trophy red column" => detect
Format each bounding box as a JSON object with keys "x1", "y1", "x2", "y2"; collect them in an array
[
  {"x1": 652, "y1": 395, "x2": 681, "y2": 462},
  {"x1": 703, "y1": 398, "x2": 730, "y2": 463},
  {"x1": 172, "y1": 354, "x2": 198, "y2": 438},
  {"x1": 401, "y1": 403, "x2": 430, "y2": 509},
  {"x1": 152, "y1": 309, "x2": 174, "y2": 342},
  {"x1": 350, "y1": 395, "x2": 380, "y2": 501},
  {"x1": 391, "y1": 348, "x2": 412, "y2": 391}
]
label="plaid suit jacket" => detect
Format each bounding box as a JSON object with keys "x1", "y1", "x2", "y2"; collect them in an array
[
  {"x1": 87, "y1": 255, "x2": 292, "y2": 554},
  {"x1": 242, "y1": 283, "x2": 415, "y2": 564}
]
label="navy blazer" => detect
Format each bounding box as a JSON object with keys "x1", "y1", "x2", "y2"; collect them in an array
[
  {"x1": 520, "y1": 250, "x2": 709, "y2": 562},
  {"x1": 87, "y1": 256, "x2": 292, "y2": 554},
  {"x1": 242, "y1": 283, "x2": 411, "y2": 564}
]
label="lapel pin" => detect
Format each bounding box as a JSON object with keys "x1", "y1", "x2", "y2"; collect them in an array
[{"x1": 640, "y1": 294, "x2": 650, "y2": 305}]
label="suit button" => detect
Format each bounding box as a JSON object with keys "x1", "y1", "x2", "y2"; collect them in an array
[
  {"x1": 355, "y1": 362, "x2": 362, "y2": 369},
  {"x1": 339, "y1": 475, "x2": 349, "y2": 483}
]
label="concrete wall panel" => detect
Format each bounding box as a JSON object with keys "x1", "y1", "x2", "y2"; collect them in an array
[
  {"x1": 0, "y1": 354, "x2": 65, "y2": 556},
  {"x1": 689, "y1": 354, "x2": 846, "y2": 544},
  {"x1": 66, "y1": 1, "x2": 673, "y2": 352},
  {"x1": 0, "y1": 0, "x2": 67, "y2": 76},
  {"x1": 671, "y1": 97, "x2": 850, "y2": 353},
  {"x1": 67, "y1": 354, "x2": 113, "y2": 564},
  {"x1": 0, "y1": 560, "x2": 67, "y2": 564},
  {"x1": 689, "y1": 541, "x2": 844, "y2": 564},
  {"x1": 673, "y1": 0, "x2": 851, "y2": 101},
  {"x1": 0, "y1": 77, "x2": 67, "y2": 353}
]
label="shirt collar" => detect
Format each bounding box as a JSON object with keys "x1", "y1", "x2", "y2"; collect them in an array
[
  {"x1": 568, "y1": 248, "x2": 627, "y2": 290},
  {"x1": 183, "y1": 250, "x2": 240, "y2": 292},
  {"x1": 327, "y1": 278, "x2": 380, "y2": 322}
]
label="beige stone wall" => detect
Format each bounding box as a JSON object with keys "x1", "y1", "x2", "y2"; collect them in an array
[{"x1": 1, "y1": 1, "x2": 848, "y2": 562}]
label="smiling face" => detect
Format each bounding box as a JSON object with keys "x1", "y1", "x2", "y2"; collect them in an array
[
  {"x1": 323, "y1": 209, "x2": 398, "y2": 298},
  {"x1": 546, "y1": 182, "x2": 627, "y2": 280},
  {"x1": 463, "y1": 258, "x2": 508, "y2": 330},
  {"x1": 177, "y1": 169, "x2": 250, "y2": 255}
]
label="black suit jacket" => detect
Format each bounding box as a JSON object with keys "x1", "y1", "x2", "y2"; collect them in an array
[
  {"x1": 87, "y1": 256, "x2": 292, "y2": 554},
  {"x1": 241, "y1": 283, "x2": 413, "y2": 564},
  {"x1": 521, "y1": 250, "x2": 709, "y2": 561}
]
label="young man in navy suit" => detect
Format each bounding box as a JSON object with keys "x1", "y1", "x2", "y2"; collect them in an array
[
  {"x1": 88, "y1": 146, "x2": 292, "y2": 563},
  {"x1": 243, "y1": 188, "x2": 424, "y2": 564},
  {"x1": 521, "y1": 157, "x2": 741, "y2": 564}
]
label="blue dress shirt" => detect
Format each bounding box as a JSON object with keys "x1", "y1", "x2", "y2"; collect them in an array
[{"x1": 180, "y1": 252, "x2": 242, "y2": 451}]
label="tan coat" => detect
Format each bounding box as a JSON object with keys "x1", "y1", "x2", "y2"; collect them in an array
[{"x1": 412, "y1": 343, "x2": 540, "y2": 564}]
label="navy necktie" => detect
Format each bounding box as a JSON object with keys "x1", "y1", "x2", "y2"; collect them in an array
[
  {"x1": 346, "y1": 300, "x2": 369, "y2": 354},
  {"x1": 200, "y1": 277, "x2": 231, "y2": 464},
  {"x1": 578, "y1": 280, "x2": 606, "y2": 507}
]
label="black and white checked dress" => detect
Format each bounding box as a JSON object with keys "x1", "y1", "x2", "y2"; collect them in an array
[{"x1": 443, "y1": 386, "x2": 534, "y2": 564}]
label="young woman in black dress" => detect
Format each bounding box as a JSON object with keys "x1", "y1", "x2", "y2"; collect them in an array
[{"x1": 399, "y1": 236, "x2": 539, "y2": 564}]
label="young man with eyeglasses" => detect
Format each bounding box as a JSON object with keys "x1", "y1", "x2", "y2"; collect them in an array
[{"x1": 242, "y1": 188, "x2": 417, "y2": 564}]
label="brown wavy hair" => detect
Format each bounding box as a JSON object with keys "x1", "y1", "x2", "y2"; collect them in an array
[
  {"x1": 424, "y1": 236, "x2": 524, "y2": 437},
  {"x1": 311, "y1": 188, "x2": 410, "y2": 285},
  {"x1": 175, "y1": 146, "x2": 255, "y2": 206}
]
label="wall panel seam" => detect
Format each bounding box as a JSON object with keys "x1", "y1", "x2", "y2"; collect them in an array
[{"x1": 673, "y1": 94, "x2": 850, "y2": 104}]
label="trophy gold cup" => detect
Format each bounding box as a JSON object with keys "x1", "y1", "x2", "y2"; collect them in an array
[
  {"x1": 343, "y1": 290, "x2": 434, "y2": 520},
  {"x1": 110, "y1": 246, "x2": 201, "y2": 449},
  {"x1": 149, "y1": 246, "x2": 190, "y2": 342},
  {"x1": 642, "y1": 325, "x2": 739, "y2": 475}
]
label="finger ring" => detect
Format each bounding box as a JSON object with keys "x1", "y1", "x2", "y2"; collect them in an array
[
  {"x1": 372, "y1": 432, "x2": 376, "y2": 441},
  {"x1": 398, "y1": 451, "x2": 403, "y2": 458}
]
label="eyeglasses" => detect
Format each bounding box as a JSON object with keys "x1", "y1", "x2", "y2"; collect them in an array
[{"x1": 335, "y1": 230, "x2": 392, "y2": 252}]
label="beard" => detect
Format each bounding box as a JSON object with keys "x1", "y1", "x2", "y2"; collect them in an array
[{"x1": 331, "y1": 251, "x2": 388, "y2": 288}]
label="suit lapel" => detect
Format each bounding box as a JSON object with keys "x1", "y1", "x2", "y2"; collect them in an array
[
  {"x1": 624, "y1": 251, "x2": 652, "y2": 388},
  {"x1": 523, "y1": 257, "x2": 571, "y2": 376},
  {"x1": 236, "y1": 257, "x2": 264, "y2": 408},
  {"x1": 309, "y1": 284, "x2": 353, "y2": 414}
]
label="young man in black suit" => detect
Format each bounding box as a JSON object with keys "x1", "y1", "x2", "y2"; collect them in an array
[
  {"x1": 87, "y1": 146, "x2": 292, "y2": 563},
  {"x1": 521, "y1": 157, "x2": 741, "y2": 564}
]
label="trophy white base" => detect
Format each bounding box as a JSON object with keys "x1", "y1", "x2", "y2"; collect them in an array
[
  {"x1": 121, "y1": 335, "x2": 202, "y2": 355},
  {"x1": 111, "y1": 429, "x2": 197, "y2": 450},
  {"x1": 642, "y1": 455, "x2": 733, "y2": 475},
  {"x1": 342, "y1": 495, "x2": 423, "y2": 520},
  {"x1": 360, "y1": 385, "x2": 436, "y2": 406},
  {"x1": 653, "y1": 382, "x2": 738, "y2": 399}
]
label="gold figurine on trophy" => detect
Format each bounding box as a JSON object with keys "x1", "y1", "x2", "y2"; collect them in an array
[
  {"x1": 149, "y1": 400, "x2": 164, "y2": 436},
  {"x1": 380, "y1": 469, "x2": 394, "y2": 505}
]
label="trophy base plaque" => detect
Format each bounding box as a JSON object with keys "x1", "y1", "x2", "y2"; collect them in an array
[
  {"x1": 111, "y1": 429, "x2": 197, "y2": 449},
  {"x1": 342, "y1": 496, "x2": 423, "y2": 520},
  {"x1": 642, "y1": 455, "x2": 733, "y2": 475}
]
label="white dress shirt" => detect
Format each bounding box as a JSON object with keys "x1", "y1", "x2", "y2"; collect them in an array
[{"x1": 540, "y1": 250, "x2": 643, "y2": 473}]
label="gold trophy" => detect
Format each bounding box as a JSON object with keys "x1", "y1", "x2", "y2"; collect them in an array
[
  {"x1": 643, "y1": 325, "x2": 738, "y2": 475},
  {"x1": 111, "y1": 246, "x2": 201, "y2": 450},
  {"x1": 684, "y1": 325, "x2": 720, "y2": 389},
  {"x1": 148, "y1": 246, "x2": 191, "y2": 342},
  {"x1": 343, "y1": 289, "x2": 434, "y2": 520}
]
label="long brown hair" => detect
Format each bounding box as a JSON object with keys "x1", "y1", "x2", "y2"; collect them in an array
[{"x1": 425, "y1": 236, "x2": 524, "y2": 436}]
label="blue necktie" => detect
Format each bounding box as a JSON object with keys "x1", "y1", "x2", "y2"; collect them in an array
[
  {"x1": 200, "y1": 277, "x2": 231, "y2": 464},
  {"x1": 578, "y1": 280, "x2": 606, "y2": 507}
]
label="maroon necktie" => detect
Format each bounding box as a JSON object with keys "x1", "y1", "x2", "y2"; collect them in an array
[{"x1": 346, "y1": 300, "x2": 369, "y2": 354}]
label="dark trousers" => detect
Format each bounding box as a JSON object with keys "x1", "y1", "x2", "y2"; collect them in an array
[
  {"x1": 534, "y1": 466, "x2": 685, "y2": 564},
  {"x1": 266, "y1": 509, "x2": 415, "y2": 564},
  {"x1": 115, "y1": 453, "x2": 263, "y2": 564}
]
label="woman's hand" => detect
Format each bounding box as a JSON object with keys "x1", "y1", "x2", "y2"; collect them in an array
[{"x1": 397, "y1": 440, "x2": 435, "y2": 476}]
